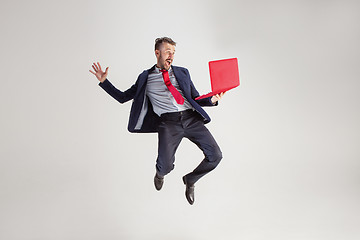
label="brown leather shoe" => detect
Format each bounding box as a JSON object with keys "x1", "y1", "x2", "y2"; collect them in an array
[
  {"x1": 154, "y1": 173, "x2": 164, "y2": 191},
  {"x1": 182, "y1": 176, "x2": 195, "y2": 205}
]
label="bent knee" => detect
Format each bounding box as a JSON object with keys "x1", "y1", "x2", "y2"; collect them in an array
[{"x1": 208, "y1": 148, "x2": 223, "y2": 163}]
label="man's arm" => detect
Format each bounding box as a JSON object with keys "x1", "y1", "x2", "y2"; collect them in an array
[
  {"x1": 99, "y1": 80, "x2": 137, "y2": 104},
  {"x1": 90, "y1": 62, "x2": 137, "y2": 103}
]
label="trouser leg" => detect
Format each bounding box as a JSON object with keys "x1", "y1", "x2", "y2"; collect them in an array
[
  {"x1": 183, "y1": 116, "x2": 222, "y2": 185},
  {"x1": 156, "y1": 121, "x2": 184, "y2": 176}
]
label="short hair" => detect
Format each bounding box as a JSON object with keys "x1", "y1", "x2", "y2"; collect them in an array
[{"x1": 155, "y1": 37, "x2": 176, "y2": 51}]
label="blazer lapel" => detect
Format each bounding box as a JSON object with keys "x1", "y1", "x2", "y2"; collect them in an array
[{"x1": 137, "y1": 65, "x2": 156, "y2": 91}]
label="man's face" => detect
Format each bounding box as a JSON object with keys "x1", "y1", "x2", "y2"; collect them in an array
[{"x1": 155, "y1": 42, "x2": 175, "y2": 70}]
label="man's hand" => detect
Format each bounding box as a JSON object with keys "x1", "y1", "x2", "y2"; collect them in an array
[
  {"x1": 89, "y1": 62, "x2": 109, "y2": 83},
  {"x1": 211, "y1": 92, "x2": 225, "y2": 104}
]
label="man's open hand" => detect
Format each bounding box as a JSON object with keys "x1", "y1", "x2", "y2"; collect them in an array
[{"x1": 89, "y1": 62, "x2": 108, "y2": 83}]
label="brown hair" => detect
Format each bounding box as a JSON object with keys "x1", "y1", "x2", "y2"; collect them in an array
[{"x1": 155, "y1": 37, "x2": 176, "y2": 51}]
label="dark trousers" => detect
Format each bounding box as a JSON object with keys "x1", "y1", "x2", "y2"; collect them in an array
[{"x1": 156, "y1": 109, "x2": 222, "y2": 185}]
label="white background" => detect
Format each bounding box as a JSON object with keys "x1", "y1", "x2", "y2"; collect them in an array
[{"x1": 1, "y1": 0, "x2": 359, "y2": 239}]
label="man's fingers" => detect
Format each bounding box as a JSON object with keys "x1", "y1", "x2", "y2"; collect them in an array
[
  {"x1": 217, "y1": 92, "x2": 225, "y2": 98},
  {"x1": 93, "y1": 63, "x2": 99, "y2": 72},
  {"x1": 212, "y1": 92, "x2": 225, "y2": 102},
  {"x1": 91, "y1": 62, "x2": 108, "y2": 79}
]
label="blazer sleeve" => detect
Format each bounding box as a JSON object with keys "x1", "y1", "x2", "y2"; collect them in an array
[{"x1": 98, "y1": 78, "x2": 137, "y2": 104}]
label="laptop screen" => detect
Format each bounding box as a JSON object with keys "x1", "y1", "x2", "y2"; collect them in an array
[{"x1": 209, "y1": 58, "x2": 240, "y2": 92}]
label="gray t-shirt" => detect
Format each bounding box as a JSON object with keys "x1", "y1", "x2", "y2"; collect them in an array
[{"x1": 146, "y1": 66, "x2": 193, "y2": 116}]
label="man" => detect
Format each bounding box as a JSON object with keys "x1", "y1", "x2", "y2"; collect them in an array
[{"x1": 89, "y1": 37, "x2": 224, "y2": 205}]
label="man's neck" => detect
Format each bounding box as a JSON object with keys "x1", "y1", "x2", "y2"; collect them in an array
[{"x1": 156, "y1": 64, "x2": 171, "y2": 71}]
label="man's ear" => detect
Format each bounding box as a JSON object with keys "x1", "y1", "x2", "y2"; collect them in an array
[{"x1": 155, "y1": 49, "x2": 160, "y2": 57}]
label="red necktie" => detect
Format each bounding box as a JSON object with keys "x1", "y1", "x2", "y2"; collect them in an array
[{"x1": 160, "y1": 69, "x2": 184, "y2": 105}]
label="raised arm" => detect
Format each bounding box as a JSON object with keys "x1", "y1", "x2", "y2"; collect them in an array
[{"x1": 89, "y1": 61, "x2": 137, "y2": 104}]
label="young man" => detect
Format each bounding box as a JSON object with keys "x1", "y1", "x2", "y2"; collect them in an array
[{"x1": 90, "y1": 37, "x2": 224, "y2": 205}]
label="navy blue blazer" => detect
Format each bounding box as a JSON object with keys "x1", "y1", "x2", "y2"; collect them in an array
[{"x1": 99, "y1": 64, "x2": 217, "y2": 133}]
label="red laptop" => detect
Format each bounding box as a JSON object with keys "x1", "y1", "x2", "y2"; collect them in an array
[{"x1": 195, "y1": 58, "x2": 240, "y2": 100}]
